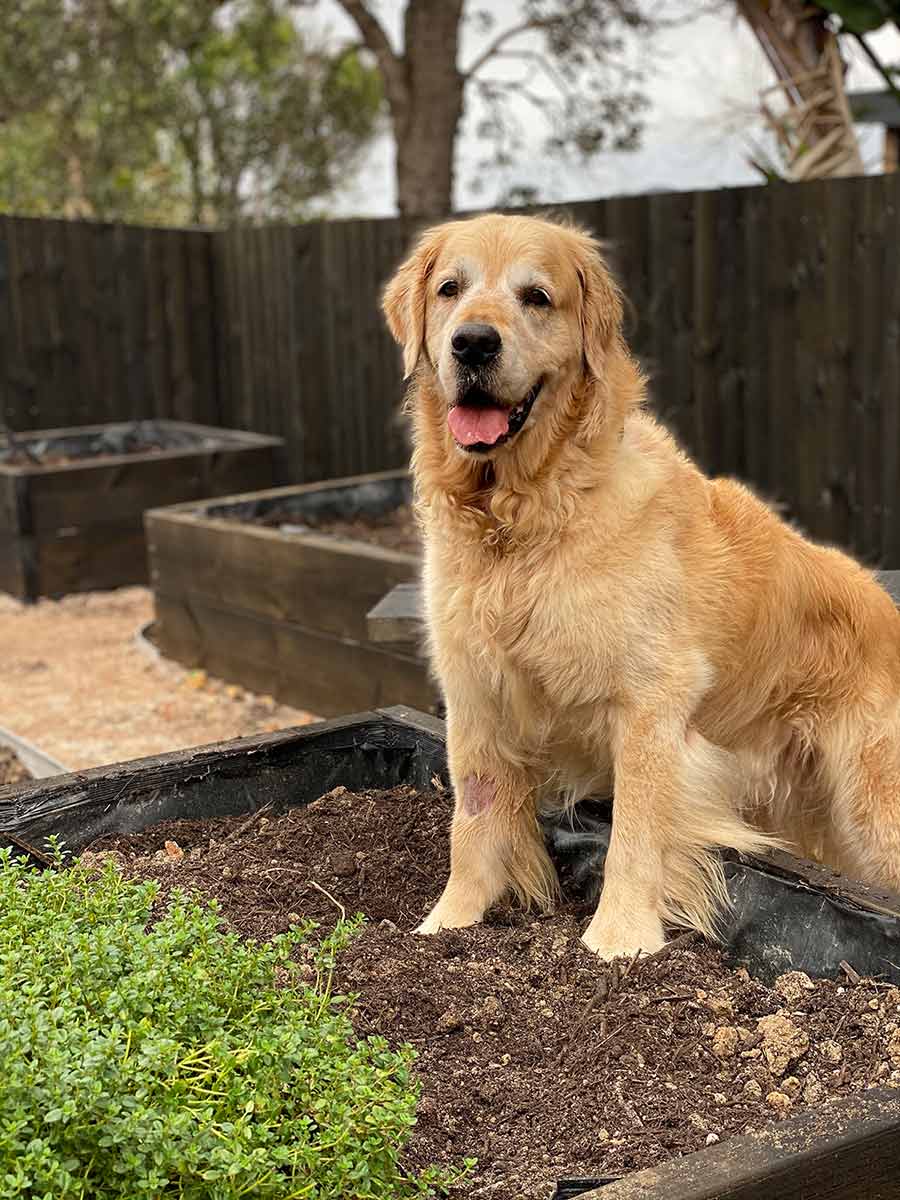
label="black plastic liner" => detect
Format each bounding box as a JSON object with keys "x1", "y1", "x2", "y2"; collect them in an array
[
  {"x1": 545, "y1": 800, "x2": 900, "y2": 986},
  {"x1": 0, "y1": 709, "x2": 446, "y2": 855},
  {"x1": 553, "y1": 1178, "x2": 617, "y2": 1198}
]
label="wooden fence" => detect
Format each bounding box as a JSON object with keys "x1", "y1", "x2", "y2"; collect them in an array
[{"x1": 0, "y1": 172, "x2": 898, "y2": 563}]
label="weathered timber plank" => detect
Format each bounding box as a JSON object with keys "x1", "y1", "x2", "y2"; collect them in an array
[
  {"x1": 0, "y1": 534, "x2": 26, "y2": 601},
  {"x1": 35, "y1": 522, "x2": 148, "y2": 595},
  {"x1": 153, "y1": 592, "x2": 437, "y2": 716},
  {"x1": 150, "y1": 520, "x2": 417, "y2": 643},
  {"x1": 367, "y1": 582, "x2": 423, "y2": 643},
  {"x1": 586, "y1": 1086, "x2": 900, "y2": 1200},
  {"x1": 25, "y1": 445, "x2": 278, "y2": 532},
  {"x1": 0, "y1": 473, "x2": 19, "y2": 534}
]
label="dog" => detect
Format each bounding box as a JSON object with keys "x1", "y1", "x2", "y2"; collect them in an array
[{"x1": 382, "y1": 211, "x2": 900, "y2": 960}]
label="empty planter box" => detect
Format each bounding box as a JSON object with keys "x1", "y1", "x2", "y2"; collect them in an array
[{"x1": 0, "y1": 420, "x2": 283, "y2": 601}]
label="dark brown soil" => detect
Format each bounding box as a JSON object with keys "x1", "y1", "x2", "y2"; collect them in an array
[
  {"x1": 0, "y1": 746, "x2": 32, "y2": 785},
  {"x1": 248, "y1": 503, "x2": 420, "y2": 556},
  {"x1": 86, "y1": 786, "x2": 900, "y2": 1200}
]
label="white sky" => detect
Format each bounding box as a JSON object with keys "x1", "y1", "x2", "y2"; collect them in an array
[{"x1": 311, "y1": 1, "x2": 900, "y2": 216}]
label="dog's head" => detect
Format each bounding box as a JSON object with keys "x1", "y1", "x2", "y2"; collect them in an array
[{"x1": 383, "y1": 213, "x2": 625, "y2": 458}]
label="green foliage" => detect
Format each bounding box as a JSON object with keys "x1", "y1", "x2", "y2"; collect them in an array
[
  {"x1": 0, "y1": 849, "x2": 453, "y2": 1198},
  {"x1": 0, "y1": 0, "x2": 382, "y2": 225},
  {"x1": 819, "y1": 1, "x2": 900, "y2": 33}
]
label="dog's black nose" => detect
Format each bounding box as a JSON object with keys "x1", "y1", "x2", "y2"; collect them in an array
[{"x1": 451, "y1": 323, "x2": 501, "y2": 367}]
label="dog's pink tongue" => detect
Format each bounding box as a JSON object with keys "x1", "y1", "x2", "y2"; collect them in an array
[{"x1": 447, "y1": 404, "x2": 509, "y2": 447}]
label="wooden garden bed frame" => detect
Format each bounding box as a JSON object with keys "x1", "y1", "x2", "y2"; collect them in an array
[
  {"x1": 1, "y1": 704, "x2": 899, "y2": 1199},
  {"x1": 0, "y1": 419, "x2": 283, "y2": 601},
  {"x1": 146, "y1": 469, "x2": 436, "y2": 717}
]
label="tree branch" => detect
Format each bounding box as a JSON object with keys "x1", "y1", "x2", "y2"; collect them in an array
[
  {"x1": 486, "y1": 48, "x2": 576, "y2": 98},
  {"x1": 462, "y1": 18, "x2": 546, "y2": 79},
  {"x1": 332, "y1": 0, "x2": 406, "y2": 110}
]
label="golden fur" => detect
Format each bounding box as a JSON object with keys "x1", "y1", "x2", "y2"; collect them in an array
[{"x1": 382, "y1": 212, "x2": 900, "y2": 958}]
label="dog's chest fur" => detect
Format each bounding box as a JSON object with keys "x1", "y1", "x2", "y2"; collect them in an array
[{"x1": 423, "y1": 525, "x2": 641, "y2": 761}]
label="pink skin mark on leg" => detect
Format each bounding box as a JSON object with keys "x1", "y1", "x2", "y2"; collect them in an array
[{"x1": 462, "y1": 774, "x2": 496, "y2": 816}]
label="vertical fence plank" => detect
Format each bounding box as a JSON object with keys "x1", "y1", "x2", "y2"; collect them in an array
[
  {"x1": 210, "y1": 228, "x2": 236, "y2": 430},
  {"x1": 822, "y1": 177, "x2": 856, "y2": 549},
  {"x1": 765, "y1": 184, "x2": 796, "y2": 518},
  {"x1": 791, "y1": 180, "x2": 830, "y2": 543},
  {"x1": 882, "y1": 178, "x2": 900, "y2": 567},
  {"x1": 0, "y1": 219, "x2": 11, "y2": 429},
  {"x1": 293, "y1": 223, "x2": 329, "y2": 481},
  {"x1": 6, "y1": 219, "x2": 38, "y2": 430},
  {"x1": 855, "y1": 175, "x2": 886, "y2": 562},
  {"x1": 716, "y1": 188, "x2": 746, "y2": 480},
  {"x1": 186, "y1": 230, "x2": 218, "y2": 426},
  {"x1": 63, "y1": 220, "x2": 97, "y2": 428},
  {"x1": 741, "y1": 185, "x2": 770, "y2": 497},
  {"x1": 644, "y1": 192, "x2": 694, "y2": 443},
  {"x1": 165, "y1": 231, "x2": 193, "y2": 421},
  {"x1": 117, "y1": 223, "x2": 147, "y2": 421},
  {"x1": 693, "y1": 189, "x2": 721, "y2": 472}
]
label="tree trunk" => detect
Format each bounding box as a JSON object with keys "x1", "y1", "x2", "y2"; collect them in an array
[
  {"x1": 737, "y1": 0, "x2": 864, "y2": 179},
  {"x1": 392, "y1": 0, "x2": 465, "y2": 218}
]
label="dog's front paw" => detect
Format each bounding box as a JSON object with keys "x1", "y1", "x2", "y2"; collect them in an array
[
  {"x1": 581, "y1": 914, "x2": 666, "y2": 960},
  {"x1": 416, "y1": 899, "x2": 484, "y2": 935}
]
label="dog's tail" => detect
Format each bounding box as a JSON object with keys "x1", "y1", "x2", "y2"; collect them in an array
[{"x1": 660, "y1": 732, "x2": 782, "y2": 940}]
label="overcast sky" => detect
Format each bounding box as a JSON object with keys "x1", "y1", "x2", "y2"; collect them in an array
[{"x1": 313, "y1": 1, "x2": 900, "y2": 217}]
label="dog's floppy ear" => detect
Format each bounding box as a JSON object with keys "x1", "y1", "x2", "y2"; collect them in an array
[
  {"x1": 573, "y1": 231, "x2": 624, "y2": 382},
  {"x1": 382, "y1": 225, "x2": 446, "y2": 378}
]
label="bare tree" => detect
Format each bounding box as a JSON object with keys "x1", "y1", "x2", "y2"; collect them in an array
[{"x1": 329, "y1": 1, "x2": 664, "y2": 216}]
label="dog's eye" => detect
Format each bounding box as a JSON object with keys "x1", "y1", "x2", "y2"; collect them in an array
[
  {"x1": 522, "y1": 287, "x2": 552, "y2": 308},
  {"x1": 437, "y1": 279, "x2": 459, "y2": 299}
]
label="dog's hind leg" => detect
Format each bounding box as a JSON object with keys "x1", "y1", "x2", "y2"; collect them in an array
[
  {"x1": 417, "y1": 767, "x2": 558, "y2": 934},
  {"x1": 818, "y1": 720, "x2": 900, "y2": 891}
]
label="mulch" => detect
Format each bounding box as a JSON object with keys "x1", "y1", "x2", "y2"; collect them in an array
[
  {"x1": 0, "y1": 746, "x2": 32, "y2": 786},
  {"x1": 86, "y1": 784, "x2": 900, "y2": 1200},
  {"x1": 0, "y1": 439, "x2": 170, "y2": 469}
]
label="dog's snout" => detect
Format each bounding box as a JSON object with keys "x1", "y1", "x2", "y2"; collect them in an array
[{"x1": 451, "y1": 323, "x2": 501, "y2": 367}]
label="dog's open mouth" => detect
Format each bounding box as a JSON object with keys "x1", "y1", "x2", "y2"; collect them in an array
[{"x1": 447, "y1": 380, "x2": 542, "y2": 452}]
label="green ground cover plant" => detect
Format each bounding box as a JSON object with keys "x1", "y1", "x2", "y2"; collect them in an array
[{"x1": 0, "y1": 848, "x2": 455, "y2": 1199}]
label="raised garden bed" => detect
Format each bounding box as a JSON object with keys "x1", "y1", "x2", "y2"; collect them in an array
[
  {"x1": 2, "y1": 706, "x2": 900, "y2": 1200},
  {"x1": 0, "y1": 419, "x2": 283, "y2": 601},
  {"x1": 146, "y1": 469, "x2": 435, "y2": 717}
]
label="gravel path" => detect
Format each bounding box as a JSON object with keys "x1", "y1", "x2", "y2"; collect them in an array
[{"x1": 0, "y1": 587, "x2": 317, "y2": 770}]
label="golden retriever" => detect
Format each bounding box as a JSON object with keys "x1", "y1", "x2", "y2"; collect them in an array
[{"x1": 382, "y1": 211, "x2": 900, "y2": 959}]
